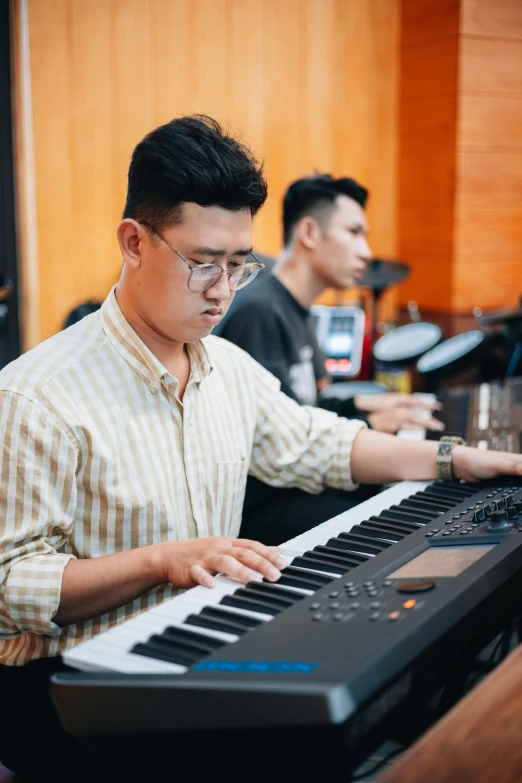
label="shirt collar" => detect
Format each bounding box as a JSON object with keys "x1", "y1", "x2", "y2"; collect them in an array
[{"x1": 100, "y1": 286, "x2": 213, "y2": 392}]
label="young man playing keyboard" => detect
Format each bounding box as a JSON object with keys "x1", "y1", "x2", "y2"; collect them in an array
[{"x1": 0, "y1": 115, "x2": 520, "y2": 782}]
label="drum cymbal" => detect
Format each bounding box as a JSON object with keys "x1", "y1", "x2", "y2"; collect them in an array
[{"x1": 357, "y1": 258, "x2": 410, "y2": 291}]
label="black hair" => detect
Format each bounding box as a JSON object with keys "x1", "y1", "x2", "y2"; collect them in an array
[
  {"x1": 282, "y1": 174, "x2": 368, "y2": 247},
  {"x1": 122, "y1": 115, "x2": 267, "y2": 229}
]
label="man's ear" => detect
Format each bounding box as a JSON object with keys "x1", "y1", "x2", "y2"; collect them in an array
[
  {"x1": 116, "y1": 219, "x2": 145, "y2": 270},
  {"x1": 295, "y1": 216, "x2": 321, "y2": 250}
]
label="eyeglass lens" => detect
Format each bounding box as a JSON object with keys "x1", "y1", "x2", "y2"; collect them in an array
[{"x1": 189, "y1": 263, "x2": 260, "y2": 292}]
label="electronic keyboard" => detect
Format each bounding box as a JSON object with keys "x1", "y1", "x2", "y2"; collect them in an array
[{"x1": 52, "y1": 477, "x2": 522, "y2": 740}]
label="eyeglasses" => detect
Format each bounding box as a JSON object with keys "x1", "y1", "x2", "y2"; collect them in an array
[{"x1": 140, "y1": 222, "x2": 265, "y2": 293}]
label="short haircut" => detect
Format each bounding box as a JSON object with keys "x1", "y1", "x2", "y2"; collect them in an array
[
  {"x1": 282, "y1": 174, "x2": 368, "y2": 247},
  {"x1": 123, "y1": 115, "x2": 268, "y2": 229}
]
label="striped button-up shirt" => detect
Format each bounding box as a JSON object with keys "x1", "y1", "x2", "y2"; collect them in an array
[{"x1": 0, "y1": 288, "x2": 365, "y2": 666}]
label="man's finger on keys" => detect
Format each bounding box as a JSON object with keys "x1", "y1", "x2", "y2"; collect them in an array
[
  {"x1": 425, "y1": 416, "x2": 445, "y2": 431},
  {"x1": 189, "y1": 564, "x2": 216, "y2": 589},
  {"x1": 234, "y1": 539, "x2": 286, "y2": 568},
  {"x1": 227, "y1": 547, "x2": 282, "y2": 582}
]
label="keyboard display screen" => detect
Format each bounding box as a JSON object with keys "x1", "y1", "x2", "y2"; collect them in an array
[{"x1": 388, "y1": 545, "x2": 495, "y2": 579}]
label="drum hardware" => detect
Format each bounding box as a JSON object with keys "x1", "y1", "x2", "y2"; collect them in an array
[
  {"x1": 356, "y1": 258, "x2": 410, "y2": 378},
  {"x1": 372, "y1": 300, "x2": 442, "y2": 393}
]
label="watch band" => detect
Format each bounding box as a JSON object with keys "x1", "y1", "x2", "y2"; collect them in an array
[{"x1": 436, "y1": 436, "x2": 467, "y2": 481}]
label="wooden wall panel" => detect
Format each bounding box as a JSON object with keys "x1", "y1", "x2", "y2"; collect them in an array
[
  {"x1": 454, "y1": 0, "x2": 522, "y2": 312},
  {"x1": 398, "y1": 0, "x2": 522, "y2": 316},
  {"x1": 397, "y1": 0, "x2": 459, "y2": 314},
  {"x1": 461, "y1": 0, "x2": 522, "y2": 39},
  {"x1": 12, "y1": 0, "x2": 400, "y2": 345}
]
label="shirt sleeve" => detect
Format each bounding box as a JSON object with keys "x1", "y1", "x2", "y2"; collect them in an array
[
  {"x1": 0, "y1": 391, "x2": 78, "y2": 637},
  {"x1": 247, "y1": 359, "x2": 366, "y2": 494},
  {"x1": 317, "y1": 395, "x2": 371, "y2": 426}
]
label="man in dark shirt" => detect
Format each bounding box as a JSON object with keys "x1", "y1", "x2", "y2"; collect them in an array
[{"x1": 217, "y1": 174, "x2": 443, "y2": 543}]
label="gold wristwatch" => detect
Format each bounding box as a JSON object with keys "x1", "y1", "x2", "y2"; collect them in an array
[{"x1": 436, "y1": 436, "x2": 467, "y2": 481}]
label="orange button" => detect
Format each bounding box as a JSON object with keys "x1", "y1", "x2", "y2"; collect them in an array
[
  {"x1": 403, "y1": 599, "x2": 416, "y2": 610},
  {"x1": 388, "y1": 610, "x2": 400, "y2": 621}
]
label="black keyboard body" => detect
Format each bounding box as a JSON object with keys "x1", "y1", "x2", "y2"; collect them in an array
[{"x1": 52, "y1": 478, "x2": 522, "y2": 744}]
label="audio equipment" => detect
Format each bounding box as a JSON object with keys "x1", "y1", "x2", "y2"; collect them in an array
[
  {"x1": 311, "y1": 304, "x2": 366, "y2": 378},
  {"x1": 398, "y1": 377, "x2": 522, "y2": 453},
  {"x1": 51, "y1": 476, "x2": 522, "y2": 751}
]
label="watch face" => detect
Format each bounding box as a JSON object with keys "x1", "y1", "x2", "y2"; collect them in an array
[{"x1": 439, "y1": 443, "x2": 453, "y2": 455}]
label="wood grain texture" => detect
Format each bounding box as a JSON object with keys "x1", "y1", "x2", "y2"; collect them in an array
[
  {"x1": 398, "y1": 0, "x2": 522, "y2": 314},
  {"x1": 12, "y1": 0, "x2": 400, "y2": 344},
  {"x1": 454, "y1": 255, "x2": 522, "y2": 310},
  {"x1": 454, "y1": 0, "x2": 522, "y2": 311},
  {"x1": 375, "y1": 644, "x2": 522, "y2": 783},
  {"x1": 461, "y1": 0, "x2": 522, "y2": 40}
]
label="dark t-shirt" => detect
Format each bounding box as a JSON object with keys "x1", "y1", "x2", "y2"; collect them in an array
[{"x1": 216, "y1": 274, "x2": 365, "y2": 420}]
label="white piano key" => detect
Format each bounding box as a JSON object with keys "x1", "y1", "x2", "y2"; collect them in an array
[
  {"x1": 199, "y1": 603, "x2": 274, "y2": 623},
  {"x1": 479, "y1": 383, "x2": 490, "y2": 411},
  {"x1": 478, "y1": 410, "x2": 489, "y2": 431},
  {"x1": 397, "y1": 428, "x2": 426, "y2": 440},
  {"x1": 64, "y1": 639, "x2": 187, "y2": 674},
  {"x1": 396, "y1": 395, "x2": 437, "y2": 441}
]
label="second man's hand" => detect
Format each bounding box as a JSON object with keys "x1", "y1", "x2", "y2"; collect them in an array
[
  {"x1": 152, "y1": 536, "x2": 287, "y2": 589},
  {"x1": 367, "y1": 406, "x2": 445, "y2": 434}
]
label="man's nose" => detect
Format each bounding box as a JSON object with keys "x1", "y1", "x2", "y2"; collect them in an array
[
  {"x1": 359, "y1": 238, "x2": 372, "y2": 261},
  {"x1": 205, "y1": 271, "x2": 232, "y2": 300}
]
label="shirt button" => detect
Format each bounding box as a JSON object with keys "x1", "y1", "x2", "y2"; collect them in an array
[{"x1": 149, "y1": 380, "x2": 159, "y2": 390}]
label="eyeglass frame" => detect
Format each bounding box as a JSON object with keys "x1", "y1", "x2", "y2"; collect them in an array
[{"x1": 139, "y1": 221, "x2": 265, "y2": 292}]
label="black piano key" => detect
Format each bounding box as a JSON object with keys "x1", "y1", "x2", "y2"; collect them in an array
[
  {"x1": 339, "y1": 530, "x2": 393, "y2": 549},
  {"x1": 432, "y1": 481, "x2": 476, "y2": 497},
  {"x1": 273, "y1": 567, "x2": 333, "y2": 590},
  {"x1": 402, "y1": 496, "x2": 452, "y2": 513},
  {"x1": 312, "y1": 545, "x2": 365, "y2": 567},
  {"x1": 421, "y1": 489, "x2": 473, "y2": 507},
  {"x1": 161, "y1": 626, "x2": 224, "y2": 653},
  {"x1": 132, "y1": 632, "x2": 223, "y2": 667},
  {"x1": 184, "y1": 613, "x2": 250, "y2": 636},
  {"x1": 199, "y1": 605, "x2": 264, "y2": 629},
  {"x1": 417, "y1": 487, "x2": 467, "y2": 503},
  {"x1": 290, "y1": 554, "x2": 351, "y2": 576},
  {"x1": 324, "y1": 539, "x2": 369, "y2": 560},
  {"x1": 220, "y1": 593, "x2": 282, "y2": 616},
  {"x1": 367, "y1": 514, "x2": 422, "y2": 532},
  {"x1": 131, "y1": 641, "x2": 196, "y2": 668},
  {"x1": 385, "y1": 505, "x2": 435, "y2": 523},
  {"x1": 398, "y1": 498, "x2": 446, "y2": 515},
  {"x1": 240, "y1": 585, "x2": 297, "y2": 608},
  {"x1": 361, "y1": 518, "x2": 415, "y2": 535},
  {"x1": 357, "y1": 523, "x2": 405, "y2": 542},
  {"x1": 409, "y1": 493, "x2": 455, "y2": 510},
  {"x1": 244, "y1": 581, "x2": 305, "y2": 605},
  {"x1": 335, "y1": 534, "x2": 388, "y2": 556}
]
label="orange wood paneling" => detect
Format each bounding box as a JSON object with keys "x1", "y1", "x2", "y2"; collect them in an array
[
  {"x1": 461, "y1": 0, "x2": 522, "y2": 39},
  {"x1": 454, "y1": 0, "x2": 522, "y2": 312},
  {"x1": 459, "y1": 95, "x2": 522, "y2": 151},
  {"x1": 453, "y1": 255, "x2": 522, "y2": 311},
  {"x1": 398, "y1": 257, "x2": 453, "y2": 312},
  {"x1": 458, "y1": 151, "x2": 522, "y2": 202},
  {"x1": 401, "y1": 38, "x2": 459, "y2": 102},
  {"x1": 13, "y1": 0, "x2": 400, "y2": 345},
  {"x1": 398, "y1": 0, "x2": 522, "y2": 315},
  {"x1": 401, "y1": 0, "x2": 460, "y2": 46},
  {"x1": 460, "y1": 36, "x2": 522, "y2": 94},
  {"x1": 456, "y1": 204, "x2": 522, "y2": 254}
]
